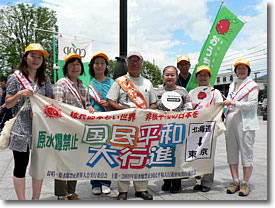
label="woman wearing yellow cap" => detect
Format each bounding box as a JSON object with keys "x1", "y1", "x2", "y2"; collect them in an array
[
  {"x1": 223, "y1": 58, "x2": 259, "y2": 197},
  {"x1": 88, "y1": 51, "x2": 114, "y2": 195},
  {"x1": 5, "y1": 43, "x2": 53, "y2": 200},
  {"x1": 53, "y1": 53, "x2": 94, "y2": 200},
  {"x1": 157, "y1": 65, "x2": 192, "y2": 193},
  {"x1": 189, "y1": 65, "x2": 224, "y2": 192}
]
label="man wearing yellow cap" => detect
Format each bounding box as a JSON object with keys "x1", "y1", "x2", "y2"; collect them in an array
[{"x1": 176, "y1": 55, "x2": 191, "y2": 88}]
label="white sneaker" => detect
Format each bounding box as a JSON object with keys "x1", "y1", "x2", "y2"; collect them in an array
[
  {"x1": 101, "y1": 185, "x2": 111, "y2": 194},
  {"x1": 92, "y1": 187, "x2": 101, "y2": 195}
]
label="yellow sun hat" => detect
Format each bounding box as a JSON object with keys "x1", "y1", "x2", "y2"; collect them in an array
[
  {"x1": 177, "y1": 55, "x2": 190, "y2": 64},
  {"x1": 91, "y1": 51, "x2": 109, "y2": 62},
  {"x1": 64, "y1": 53, "x2": 82, "y2": 64},
  {"x1": 234, "y1": 58, "x2": 250, "y2": 68},
  {"x1": 25, "y1": 43, "x2": 49, "y2": 57},
  {"x1": 196, "y1": 65, "x2": 211, "y2": 75}
]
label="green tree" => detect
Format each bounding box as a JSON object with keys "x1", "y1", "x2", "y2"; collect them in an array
[
  {"x1": 263, "y1": 83, "x2": 267, "y2": 98},
  {"x1": 108, "y1": 59, "x2": 116, "y2": 78},
  {"x1": 108, "y1": 59, "x2": 163, "y2": 87},
  {"x1": 0, "y1": 3, "x2": 58, "y2": 81},
  {"x1": 141, "y1": 61, "x2": 163, "y2": 87}
]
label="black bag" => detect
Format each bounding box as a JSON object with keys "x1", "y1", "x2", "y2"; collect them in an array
[{"x1": 0, "y1": 110, "x2": 13, "y2": 132}]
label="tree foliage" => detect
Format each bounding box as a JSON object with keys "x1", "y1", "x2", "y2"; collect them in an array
[
  {"x1": 107, "y1": 59, "x2": 163, "y2": 87},
  {"x1": 141, "y1": 61, "x2": 163, "y2": 87},
  {"x1": 0, "y1": 3, "x2": 58, "y2": 81}
]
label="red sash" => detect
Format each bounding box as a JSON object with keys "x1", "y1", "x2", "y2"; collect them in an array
[{"x1": 89, "y1": 81, "x2": 107, "y2": 111}]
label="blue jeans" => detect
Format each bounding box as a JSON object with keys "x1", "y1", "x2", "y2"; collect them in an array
[{"x1": 90, "y1": 180, "x2": 111, "y2": 188}]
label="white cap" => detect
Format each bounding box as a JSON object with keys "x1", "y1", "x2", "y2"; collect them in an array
[{"x1": 127, "y1": 51, "x2": 143, "y2": 60}]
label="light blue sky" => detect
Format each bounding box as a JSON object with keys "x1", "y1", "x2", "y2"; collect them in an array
[{"x1": 0, "y1": 0, "x2": 268, "y2": 77}]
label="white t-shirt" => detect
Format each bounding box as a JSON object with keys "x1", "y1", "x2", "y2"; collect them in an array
[
  {"x1": 189, "y1": 87, "x2": 223, "y2": 109},
  {"x1": 106, "y1": 74, "x2": 157, "y2": 108}
]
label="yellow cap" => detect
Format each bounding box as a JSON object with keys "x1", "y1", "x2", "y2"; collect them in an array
[
  {"x1": 234, "y1": 58, "x2": 250, "y2": 68},
  {"x1": 91, "y1": 51, "x2": 109, "y2": 62},
  {"x1": 64, "y1": 53, "x2": 82, "y2": 64},
  {"x1": 25, "y1": 43, "x2": 49, "y2": 57},
  {"x1": 177, "y1": 55, "x2": 190, "y2": 64},
  {"x1": 196, "y1": 65, "x2": 211, "y2": 75}
]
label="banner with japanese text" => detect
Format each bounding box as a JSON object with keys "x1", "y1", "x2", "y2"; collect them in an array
[
  {"x1": 186, "y1": 6, "x2": 245, "y2": 91},
  {"x1": 29, "y1": 94, "x2": 224, "y2": 181},
  {"x1": 57, "y1": 37, "x2": 93, "y2": 88}
]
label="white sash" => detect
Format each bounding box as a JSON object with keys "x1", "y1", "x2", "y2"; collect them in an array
[
  {"x1": 60, "y1": 77, "x2": 82, "y2": 104},
  {"x1": 14, "y1": 70, "x2": 33, "y2": 90}
]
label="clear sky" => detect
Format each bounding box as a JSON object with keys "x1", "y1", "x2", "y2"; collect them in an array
[{"x1": 0, "y1": 0, "x2": 268, "y2": 78}]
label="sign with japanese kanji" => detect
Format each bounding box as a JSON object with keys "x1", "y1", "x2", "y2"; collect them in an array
[
  {"x1": 185, "y1": 121, "x2": 215, "y2": 161},
  {"x1": 186, "y1": 6, "x2": 244, "y2": 91},
  {"x1": 29, "y1": 94, "x2": 224, "y2": 180},
  {"x1": 161, "y1": 91, "x2": 182, "y2": 110}
]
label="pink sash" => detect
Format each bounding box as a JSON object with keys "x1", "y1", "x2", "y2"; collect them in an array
[
  {"x1": 224, "y1": 77, "x2": 258, "y2": 116},
  {"x1": 14, "y1": 70, "x2": 33, "y2": 90}
]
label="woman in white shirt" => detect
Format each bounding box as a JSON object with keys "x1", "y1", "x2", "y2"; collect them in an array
[
  {"x1": 223, "y1": 58, "x2": 259, "y2": 197},
  {"x1": 189, "y1": 65, "x2": 224, "y2": 193}
]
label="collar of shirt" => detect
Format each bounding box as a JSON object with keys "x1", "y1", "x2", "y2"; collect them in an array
[{"x1": 65, "y1": 76, "x2": 83, "y2": 86}]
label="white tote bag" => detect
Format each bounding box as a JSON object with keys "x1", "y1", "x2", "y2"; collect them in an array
[
  {"x1": 0, "y1": 116, "x2": 17, "y2": 150},
  {"x1": 0, "y1": 99, "x2": 29, "y2": 150}
]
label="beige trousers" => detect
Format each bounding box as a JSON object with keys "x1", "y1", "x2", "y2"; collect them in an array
[{"x1": 118, "y1": 180, "x2": 148, "y2": 192}]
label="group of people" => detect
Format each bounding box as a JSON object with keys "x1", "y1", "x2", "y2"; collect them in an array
[{"x1": 0, "y1": 43, "x2": 259, "y2": 200}]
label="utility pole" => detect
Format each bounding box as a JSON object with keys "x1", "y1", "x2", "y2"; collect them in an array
[
  {"x1": 34, "y1": 28, "x2": 59, "y2": 83},
  {"x1": 254, "y1": 72, "x2": 260, "y2": 82},
  {"x1": 113, "y1": 0, "x2": 128, "y2": 79}
]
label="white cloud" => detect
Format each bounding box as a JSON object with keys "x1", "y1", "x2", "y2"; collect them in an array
[
  {"x1": 231, "y1": 0, "x2": 267, "y2": 50},
  {"x1": 42, "y1": 0, "x2": 119, "y2": 58},
  {"x1": 40, "y1": 0, "x2": 214, "y2": 67},
  {"x1": 37, "y1": 0, "x2": 267, "y2": 72},
  {"x1": 126, "y1": 0, "x2": 213, "y2": 67},
  {"x1": 222, "y1": 0, "x2": 267, "y2": 75}
]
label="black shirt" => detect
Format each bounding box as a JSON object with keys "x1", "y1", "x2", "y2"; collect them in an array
[{"x1": 176, "y1": 73, "x2": 191, "y2": 88}]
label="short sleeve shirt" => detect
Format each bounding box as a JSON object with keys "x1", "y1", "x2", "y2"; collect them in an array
[
  {"x1": 6, "y1": 74, "x2": 53, "y2": 152},
  {"x1": 90, "y1": 77, "x2": 114, "y2": 112},
  {"x1": 189, "y1": 87, "x2": 223, "y2": 109},
  {"x1": 106, "y1": 74, "x2": 157, "y2": 108},
  {"x1": 156, "y1": 86, "x2": 192, "y2": 112},
  {"x1": 53, "y1": 77, "x2": 90, "y2": 109}
]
